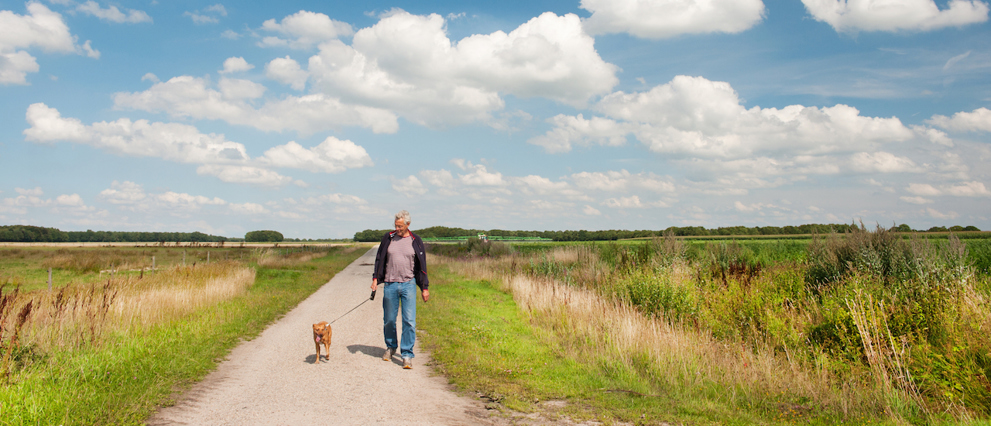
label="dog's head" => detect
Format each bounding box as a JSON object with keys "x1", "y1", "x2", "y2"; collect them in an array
[{"x1": 313, "y1": 321, "x2": 329, "y2": 342}]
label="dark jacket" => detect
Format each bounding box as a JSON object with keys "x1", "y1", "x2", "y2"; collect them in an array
[{"x1": 373, "y1": 231, "x2": 429, "y2": 290}]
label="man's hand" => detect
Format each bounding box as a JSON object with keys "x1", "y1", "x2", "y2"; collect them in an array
[
  {"x1": 422, "y1": 289, "x2": 430, "y2": 302},
  {"x1": 370, "y1": 278, "x2": 378, "y2": 291}
]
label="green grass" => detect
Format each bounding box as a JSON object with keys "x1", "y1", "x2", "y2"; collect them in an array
[
  {"x1": 418, "y1": 264, "x2": 837, "y2": 425},
  {"x1": 0, "y1": 246, "x2": 365, "y2": 425},
  {"x1": 0, "y1": 246, "x2": 265, "y2": 292}
]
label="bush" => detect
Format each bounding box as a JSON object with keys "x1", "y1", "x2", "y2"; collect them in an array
[{"x1": 245, "y1": 230, "x2": 283, "y2": 243}]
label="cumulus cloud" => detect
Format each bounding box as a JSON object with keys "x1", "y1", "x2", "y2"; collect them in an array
[
  {"x1": 802, "y1": 0, "x2": 989, "y2": 33},
  {"x1": 848, "y1": 151, "x2": 921, "y2": 173},
  {"x1": 113, "y1": 75, "x2": 398, "y2": 134},
  {"x1": 99, "y1": 180, "x2": 146, "y2": 204},
  {"x1": 906, "y1": 181, "x2": 990, "y2": 197},
  {"x1": 230, "y1": 202, "x2": 269, "y2": 214},
  {"x1": 220, "y1": 57, "x2": 254, "y2": 74},
  {"x1": 900, "y1": 196, "x2": 933, "y2": 204},
  {"x1": 24, "y1": 103, "x2": 372, "y2": 186},
  {"x1": 306, "y1": 10, "x2": 618, "y2": 126},
  {"x1": 76, "y1": 1, "x2": 152, "y2": 24},
  {"x1": 928, "y1": 107, "x2": 991, "y2": 132},
  {"x1": 571, "y1": 170, "x2": 676, "y2": 193},
  {"x1": 0, "y1": 2, "x2": 93, "y2": 84},
  {"x1": 528, "y1": 114, "x2": 629, "y2": 153},
  {"x1": 265, "y1": 56, "x2": 307, "y2": 90},
  {"x1": 391, "y1": 175, "x2": 428, "y2": 196},
  {"x1": 259, "y1": 10, "x2": 354, "y2": 49},
  {"x1": 581, "y1": 0, "x2": 766, "y2": 38},
  {"x1": 258, "y1": 137, "x2": 373, "y2": 173},
  {"x1": 24, "y1": 102, "x2": 250, "y2": 164},
  {"x1": 196, "y1": 165, "x2": 297, "y2": 187},
  {"x1": 583, "y1": 205, "x2": 602, "y2": 215},
  {"x1": 531, "y1": 75, "x2": 915, "y2": 157}
]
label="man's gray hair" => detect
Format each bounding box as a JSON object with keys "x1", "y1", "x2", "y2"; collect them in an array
[{"x1": 395, "y1": 210, "x2": 411, "y2": 225}]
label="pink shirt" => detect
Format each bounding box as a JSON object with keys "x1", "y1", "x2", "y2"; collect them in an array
[{"x1": 384, "y1": 233, "x2": 416, "y2": 282}]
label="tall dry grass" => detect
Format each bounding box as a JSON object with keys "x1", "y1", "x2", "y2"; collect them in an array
[
  {"x1": 440, "y1": 247, "x2": 899, "y2": 421},
  {"x1": 9, "y1": 261, "x2": 254, "y2": 351}
]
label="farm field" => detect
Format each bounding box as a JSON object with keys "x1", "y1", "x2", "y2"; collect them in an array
[
  {"x1": 0, "y1": 244, "x2": 365, "y2": 425},
  {"x1": 421, "y1": 228, "x2": 991, "y2": 424}
]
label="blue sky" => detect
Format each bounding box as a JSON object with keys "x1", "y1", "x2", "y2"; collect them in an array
[{"x1": 1, "y1": 0, "x2": 990, "y2": 238}]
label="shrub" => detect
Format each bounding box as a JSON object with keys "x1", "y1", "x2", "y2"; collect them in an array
[{"x1": 245, "y1": 230, "x2": 283, "y2": 243}]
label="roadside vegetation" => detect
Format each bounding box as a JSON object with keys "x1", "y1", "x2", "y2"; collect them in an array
[
  {"x1": 420, "y1": 226, "x2": 991, "y2": 424},
  {"x1": 0, "y1": 245, "x2": 364, "y2": 425}
]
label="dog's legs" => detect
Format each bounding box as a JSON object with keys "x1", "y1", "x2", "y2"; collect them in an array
[{"x1": 315, "y1": 339, "x2": 321, "y2": 363}]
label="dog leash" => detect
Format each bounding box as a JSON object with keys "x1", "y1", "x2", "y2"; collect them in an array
[{"x1": 329, "y1": 290, "x2": 376, "y2": 325}]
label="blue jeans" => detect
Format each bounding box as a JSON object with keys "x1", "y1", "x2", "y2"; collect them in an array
[{"x1": 382, "y1": 279, "x2": 416, "y2": 359}]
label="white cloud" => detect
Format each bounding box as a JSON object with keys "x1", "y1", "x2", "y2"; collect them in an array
[
  {"x1": 534, "y1": 75, "x2": 915, "y2": 158},
  {"x1": 420, "y1": 169, "x2": 457, "y2": 189},
  {"x1": 0, "y1": 2, "x2": 92, "y2": 84},
  {"x1": 230, "y1": 202, "x2": 269, "y2": 214},
  {"x1": 218, "y1": 77, "x2": 265, "y2": 99},
  {"x1": 258, "y1": 137, "x2": 373, "y2": 173},
  {"x1": 927, "y1": 207, "x2": 959, "y2": 219},
  {"x1": 196, "y1": 165, "x2": 296, "y2": 187},
  {"x1": 928, "y1": 107, "x2": 991, "y2": 132},
  {"x1": 459, "y1": 163, "x2": 507, "y2": 186},
  {"x1": 802, "y1": 0, "x2": 989, "y2": 33},
  {"x1": 204, "y1": 4, "x2": 227, "y2": 16},
  {"x1": 581, "y1": 0, "x2": 765, "y2": 38},
  {"x1": 113, "y1": 75, "x2": 399, "y2": 134},
  {"x1": 391, "y1": 175, "x2": 428, "y2": 196},
  {"x1": 848, "y1": 151, "x2": 921, "y2": 173},
  {"x1": 141, "y1": 72, "x2": 159, "y2": 82},
  {"x1": 99, "y1": 180, "x2": 146, "y2": 204},
  {"x1": 221, "y1": 29, "x2": 240, "y2": 40},
  {"x1": 307, "y1": 10, "x2": 618, "y2": 126},
  {"x1": 185, "y1": 5, "x2": 227, "y2": 25},
  {"x1": 945, "y1": 181, "x2": 991, "y2": 197},
  {"x1": 603, "y1": 195, "x2": 667, "y2": 209},
  {"x1": 265, "y1": 56, "x2": 307, "y2": 90},
  {"x1": 906, "y1": 181, "x2": 990, "y2": 198},
  {"x1": 76, "y1": 1, "x2": 151, "y2": 24},
  {"x1": 156, "y1": 191, "x2": 226, "y2": 207},
  {"x1": 220, "y1": 57, "x2": 254, "y2": 74},
  {"x1": 907, "y1": 183, "x2": 941, "y2": 196},
  {"x1": 583, "y1": 205, "x2": 602, "y2": 215},
  {"x1": 943, "y1": 50, "x2": 971, "y2": 71},
  {"x1": 528, "y1": 114, "x2": 629, "y2": 153},
  {"x1": 15, "y1": 187, "x2": 43, "y2": 196},
  {"x1": 23, "y1": 103, "x2": 372, "y2": 187},
  {"x1": 259, "y1": 10, "x2": 354, "y2": 49},
  {"x1": 570, "y1": 170, "x2": 675, "y2": 193},
  {"x1": 24, "y1": 102, "x2": 250, "y2": 164},
  {"x1": 900, "y1": 196, "x2": 933, "y2": 204}
]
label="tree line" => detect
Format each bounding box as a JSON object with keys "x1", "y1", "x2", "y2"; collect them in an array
[
  {"x1": 0, "y1": 225, "x2": 229, "y2": 243},
  {"x1": 354, "y1": 223, "x2": 983, "y2": 242}
]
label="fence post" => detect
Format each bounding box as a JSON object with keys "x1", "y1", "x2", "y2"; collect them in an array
[
  {"x1": 207, "y1": 251, "x2": 210, "y2": 264},
  {"x1": 48, "y1": 268, "x2": 52, "y2": 291},
  {"x1": 152, "y1": 256, "x2": 156, "y2": 270},
  {"x1": 183, "y1": 250, "x2": 186, "y2": 265}
]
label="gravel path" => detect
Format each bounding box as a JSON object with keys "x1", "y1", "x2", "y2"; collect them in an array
[{"x1": 149, "y1": 247, "x2": 501, "y2": 425}]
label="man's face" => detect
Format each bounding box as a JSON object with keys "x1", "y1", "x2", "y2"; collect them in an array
[{"x1": 395, "y1": 218, "x2": 409, "y2": 235}]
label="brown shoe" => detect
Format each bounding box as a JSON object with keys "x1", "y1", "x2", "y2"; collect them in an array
[
  {"x1": 383, "y1": 347, "x2": 395, "y2": 361},
  {"x1": 402, "y1": 357, "x2": 412, "y2": 369}
]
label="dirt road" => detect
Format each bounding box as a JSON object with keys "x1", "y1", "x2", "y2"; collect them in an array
[{"x1": 149, "y1": 247, "x2": 499, "y2": 425}]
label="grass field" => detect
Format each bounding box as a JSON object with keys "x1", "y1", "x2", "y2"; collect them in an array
[
  {"x1": 422, "y1": 229, "x2": 991, "y2": 425},
  {"x1": 0, "y1": 245, "x2": 365, "y2": 425}
]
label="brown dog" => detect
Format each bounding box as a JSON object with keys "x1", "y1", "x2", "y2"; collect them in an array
[{"x1": 312, "y1": 321, "x2": 332, "y2": 363}]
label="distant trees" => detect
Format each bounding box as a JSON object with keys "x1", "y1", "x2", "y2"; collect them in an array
[
  {"x1": 245, "y1": 230, "x2": 284, "y2": 243},
  {"x1": 352, "y1": 222, "x2": 983, "y2": 243},
  {"x1": 0, "y1": 226, "x2": 228, "y2": 243}
]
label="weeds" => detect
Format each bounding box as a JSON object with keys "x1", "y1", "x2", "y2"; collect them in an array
[{"x1": 431, "y1": 228, "x2": 991, "y2": 423}]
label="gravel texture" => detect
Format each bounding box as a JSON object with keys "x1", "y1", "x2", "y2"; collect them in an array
[{"x1": 149, "y1": 247, "x2": 500, "y2": 425}]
